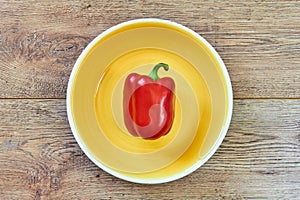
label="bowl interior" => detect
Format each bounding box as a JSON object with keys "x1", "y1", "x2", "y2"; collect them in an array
[{"x1": 67, "y1": 19, "x2": 232, "y2": 183}]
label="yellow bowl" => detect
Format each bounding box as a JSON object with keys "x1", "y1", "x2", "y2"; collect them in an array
[{"x1": 67, "y1": 18, "x2": 233, "y2": 184}]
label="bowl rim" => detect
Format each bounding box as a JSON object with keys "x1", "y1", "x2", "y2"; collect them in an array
[{"x1": 66, "y1": 18, "x2": 233, "y2": 184}]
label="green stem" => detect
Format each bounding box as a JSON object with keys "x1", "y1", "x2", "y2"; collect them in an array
[{"x1": 148, "y1": 63, "x2": 169, "y2": 81}]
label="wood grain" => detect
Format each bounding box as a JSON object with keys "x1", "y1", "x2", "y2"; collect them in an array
[
  {"x1": 0, "y1": 1, "x2": 300, "y2": 98},
  {"x1": 0, "y1": 99, "x2": 299, "y2": 199},
  {"x1": 1, "y1": 1, "x2": 300, "y2": 199}
]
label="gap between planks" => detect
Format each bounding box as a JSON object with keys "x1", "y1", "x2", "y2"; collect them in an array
[{"x1": 0, "y1": 98, "x2": 299, "y2": 100}]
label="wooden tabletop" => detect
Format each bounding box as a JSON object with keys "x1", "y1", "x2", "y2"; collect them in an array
[{"x1": 1, "y1": 1, "x2": 299, "y2": 199}]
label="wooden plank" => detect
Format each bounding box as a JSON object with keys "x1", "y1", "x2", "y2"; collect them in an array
[
  {"x1": 0, "y1": 99, "x2": 299, "y2": 199},
  {"x1": 0, "y1": 1, "x2": 300, "y2": 98}
]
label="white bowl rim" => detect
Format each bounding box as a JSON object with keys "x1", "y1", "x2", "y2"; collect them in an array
[{"x1": 66, "y1": 18, "x2": 233, "y2": 184}]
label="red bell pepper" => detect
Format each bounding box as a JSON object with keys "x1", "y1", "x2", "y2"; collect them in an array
[{"x1": 123, "y1": 63, "x2": 175, "y2": 140}]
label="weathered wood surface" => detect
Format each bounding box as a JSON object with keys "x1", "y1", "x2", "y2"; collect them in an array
[
  {"x1": 0, "y1": 0, "x2": 299, "y2": 98},
  {"x1": 0, "y1": 100, "x2": 299, "y2": 199},
  {"x1": 1, "y1": 0, "x2": 300, "y2": 199}
]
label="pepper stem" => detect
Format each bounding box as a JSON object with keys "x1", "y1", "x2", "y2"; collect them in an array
[{"x1": 148, "y1": 63, "x2": 169, "y2": 81}]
